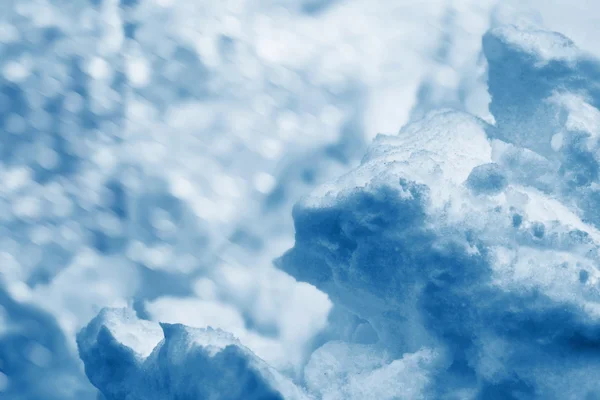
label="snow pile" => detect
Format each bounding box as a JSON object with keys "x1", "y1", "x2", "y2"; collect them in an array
[
  {"x1": 277, "y1": 25, "x2": 600, "y2": 398},
  {"x1": 78, "y1": 23, "x2": 600, "y2": 400},
  {"x1": 77, "y1": 308, "x2": 309, "y2": 400},
  {"x1": 0, "y1": 0, "x2": 500, "y2": 398},
  {"x1": 2, "y1": 0, "x2": 599, "y2": 398}
]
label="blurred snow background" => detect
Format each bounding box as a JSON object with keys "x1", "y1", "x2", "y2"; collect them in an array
[{"x1": 0, "y1": 0, "x2": 598, "y2": 399}]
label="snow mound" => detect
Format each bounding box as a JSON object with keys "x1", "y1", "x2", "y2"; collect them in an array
[
  {"x1": 77, "y1": 308, "x2": 310, "y2": 400},
  {"x1": 278, "y1": 25, "x2": 600, "y2": 399},
  {"x1": 0, "y1": 0, "x2": 497, "y2": 397}
]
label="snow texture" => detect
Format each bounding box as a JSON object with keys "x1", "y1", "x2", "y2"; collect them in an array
[
  {"x1": 79, "y1": 23, "x2": 600, "y2": 400},
  {"x1": 1, "y1": 1, "x2": 600, "y2": 399},
  {"x1": 277, "y1": 25, "x2": 600, "y2": 399},
  {"x1": 0, "y1": 0, "x2": 501, "y2": 398},
  {"x1": 77, "y1": 308, "x2": 310, "y2": 400}
]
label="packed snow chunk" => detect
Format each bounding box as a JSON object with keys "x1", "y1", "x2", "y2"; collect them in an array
[
  {"x1": 486, "y1": 24, "x2": 580, "y2": 64},
  {"x1": 278, "y1": 105, "x2": 600, "y2": 397},
  {"x1": 483, "y1": 25, "x2": 600, "y2": 156},
  {"x1": 304, "y1": 341, "x2": 439, "y2": 400},
  {"x1": 77, "y1": 308, "x2": 310, "y2": 400},
  {"x1": 484, "y1": 24, "x2": 600, "y2": 228},
  {"x1": 465, "y1": 163, "x2": 507, "y2": 195}
]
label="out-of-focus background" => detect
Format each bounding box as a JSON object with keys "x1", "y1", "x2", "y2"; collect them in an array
[{"x1": 0, "y1": 0, "x2": 598, "y2": 398}]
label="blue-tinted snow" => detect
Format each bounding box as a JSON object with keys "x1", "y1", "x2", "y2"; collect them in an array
[
  {"x1": 0, "y1": 1, "x2": 500, "y2": 398},
  {"x1": 77, "y1": 308, "x2": 309, "y2": 400},
  {"x1": 277, "y1": 25, "x2": 600, "y2": 399},
  {"x1": 1, "y1": 0, "x2": 600, "y2": 399}
]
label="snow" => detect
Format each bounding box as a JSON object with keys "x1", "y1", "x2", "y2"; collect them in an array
[
  {"x1": 305, "y1": 342, "x2": 438, "y2": 400},
  {"x1": 277, "y1": 24, "x2": 600, "y2": 399},
  {"x1": 77, "y1": 308, "x2": 310, "y2": 400},
  {"x1": 0, "y1": 0, "x2": 599, "y2": 399}
]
